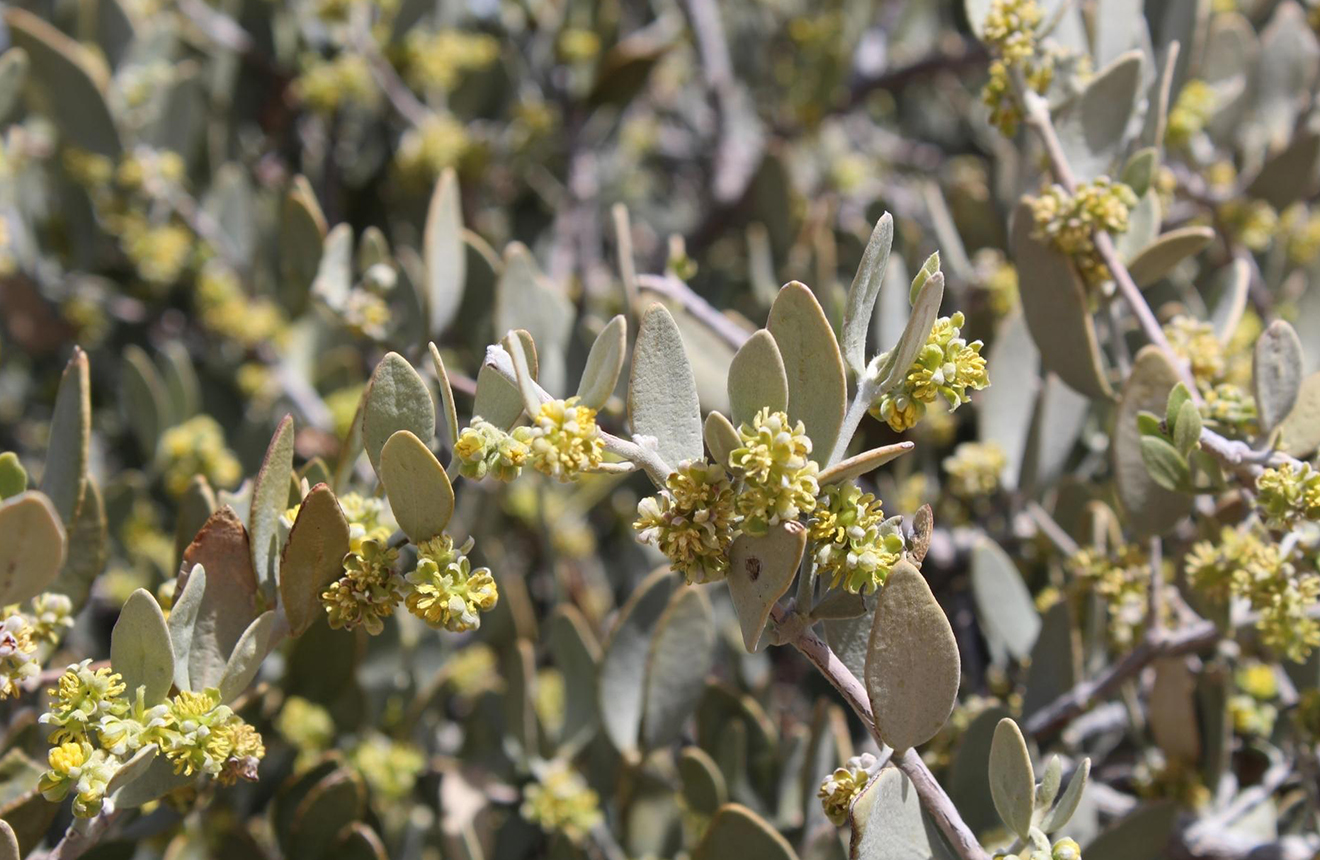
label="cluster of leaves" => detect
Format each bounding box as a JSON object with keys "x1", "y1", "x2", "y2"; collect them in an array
[{"x1": 2, "y1": 0, "x2": 1320, "y2": 859}]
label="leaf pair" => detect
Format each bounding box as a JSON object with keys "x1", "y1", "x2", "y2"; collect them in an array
[{"x1": 989, "y1": 717, "x2": 1090, "y2": 843}]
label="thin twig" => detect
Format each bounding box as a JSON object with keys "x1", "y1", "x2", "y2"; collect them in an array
[
  {"x1": 38, "y1": 810, "x2": 122, "y2": 860},
  {"x1": 634, "y1": 273, "x2": 753, "y2": 350}
]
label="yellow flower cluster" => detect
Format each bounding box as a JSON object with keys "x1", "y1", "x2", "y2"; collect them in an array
[
  {"x1": 1164, "y1": 316, "x2": 1226, "y2": 386},
  {"x1": 943, "y1": 441, "x2": 1007, "y2": 499},
  {"x1": 0, "y1": 615, "x2": 38, "y2": 698},
  {"x1": 996, "y1": 838, "x2": 1083, "y2": 860},
  {"x1": 117, "y1": 215, "x2": 195, "y2": 288},
  {"x1": 521, "y1": 761, "x2": 603, "y2": 844},
  {"x1": 972, "y1": 248, "x2": 1019, "y2": 316},
  {"x1": 871, "y1": 312, "x2": 989, "y2": 432},
  {"x1": 396, "y1": 113, "x2": 471, "y2": 182},
  {"x1": 817, "y1": 753, "x2": 876, "y2": 826},
  {"x1": 1255, "y1": 462, "x2": 1320, "y2": 529},
  {"x1": 1029, "y1": 178, "x2": 1138, "y2": 286},
  {"x1": 195, "y1": 262, "x2": 288, "y2": 349},
  {"x1": 1228, "y1": 661, "x2": 1279, "y2": 736},
  {"x1": 634, "y1": 459, "x2": 739, "y2": 584},
  {"x1": 454, "y1": 416, "x2": 529, "y2": 481},
  {"x1": 522, "y1": 397, "x2": 605, "y2": 481},
  {"x1": 322, "y1": 538, "x2": 403, "y2": 635},
  {"x1": 978, "y1": 0, "x2": 1055, "y2": 136},
  {"x1": 158, "y1": 415, "x2": 242, "y2": 497},
  {"x1": 1185, "y1": 527, "x2": 1320, "y2": 661},
  {"x1": 350, "y1": 732, "x2": 426, "y2": 799},
  {"x1": 809, "y1": 484, "x2": 904, "y2": 594},
  {"x1": 404, "y1": 535, "x2": 499, "y2": 632},
  {"x1": 1068, "y1": 544, "x2": 1151, "y2": 647},
  {"x1": 1282, "y1": 203, "x2": 1320, "y2": 265},
  {"x1": 294, "y1": 53, "x2": 378, "y2": 115},
  {"x1": 276, "y1": 695, "x2": 335, "y2": 760},
  {"x1": 402, "y1": 29, "x2": 499, "y2": 92},
  {"x1": 729, "y1": 408, "x2": 820, "y2": 535},
  {"x1": 1166, "y1": 80, "x2": 1217, "y2": 148}
]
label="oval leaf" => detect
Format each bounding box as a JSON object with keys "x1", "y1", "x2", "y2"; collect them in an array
[
  {"x1": 1278, "y1": 371, "x2": 1320, "y2": 457},
  {"x1": 363, "y1": 352, "x2": 435, "y2": 475},
  {"x1": 1127, "y1": 227, "x2": 1215, "y2": 287},
  {"x1": 865, "y1": 562, "x2": 960, "y2": 752},
  {"x1": 597, "y1": 568, "x2": 676, "y2": 756},
  {"x1": 41, "y1": 347, "x2": 89, "y2": 525},
  {"x1": 727, "y1": 522, "x2": 808, "y2": 651},
  {"x1": 1054, "y1": 50, "x2": 1143, "y2": 180},
  {"x1": 218, "y1": 610, "x2": 281, "y2": 703},
  {"x1": 642, "y1": 587, "x2": 716, "y2": 748},
  {"x1": 818, "y1": 443, "x2": 915, "y2": 486},
  {"x1": 704, "y1": 411, "x2": 740, "y2": 469},
  {"x1": 850, "y1": 767, "x2": 942, "y2": 860},
  {"x1": 1254, "y1": 319, "x2": 1304, "y2": 432},
  {"x1": 425, "y1": 168, "x2": 466, "y2": 336},
  {"x1": 989, "y1": 718, "x2": 1035, "y2": 840},
  {"x1": 380, "y1": 429, "x2": 454, "y2": 543},
  {"x1": 694, "y1": 804, "x2": 799, "y2": 860},
  {"x1": 971, "y1": 538, "x2": 1041, "y2": 662},
  {"x1": 768, "y1": 282, "x2": 847, "y2": 460},
  {"x1": 279, "y1": 484, "x2": 351, "y2": 637},
  {"x1": 1115, "y1": 347, "x2": 1192, "y2": 536},
  {"x1": 178, "y1": 507, "x2": 258, "y2": 690},
  {"x1": 250, "y1": 415, "x2": 295, "y2": 598},
  {"x1": 577, "y1": 315, "x2": 627, "y2": 410},
  {"x1": 728, "y1": 329, "x2": 789, "y2": 427},
  {"x1": 111, "y1": 589, "x2": 174, "y2": 705},
  {"x1": 0, "y1": 491, "x2": 67, "y2": 605},
  {"x1": 630, "y1": 304, "x2": 703, "y2": 470},
  {"x1": 842, "y1": 213, "x2": 895, "y2": 376}
]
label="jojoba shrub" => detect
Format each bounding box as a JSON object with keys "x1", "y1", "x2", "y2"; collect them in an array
[{"x1": 1, "y1": 0, "x2": 1319, "y2": 858}]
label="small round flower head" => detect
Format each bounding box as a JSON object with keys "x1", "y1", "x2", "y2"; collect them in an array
[
  {"x1": 454, "y1": 416, "x2": 529, "y2": 482},
  {"x1": 943, "y1": 441, "x2": 1007, "y2": 499},
  {"x1": 41, "y1": 660, "x2": 129, "y2": 744},
  {"x1": 1051, "y1": 838, "x2": 1081, "y2": 860},
  {"x1": 1164, "y1": 316, "x2": 1226, "y2": 387},
  {"x1": 1255, "y1": 462, "x2": 1320, "y2": 529},
  {"x1": 522, "y1": 397, "x2": 605, "y2": 481},
  {"x1": 163, "y1": 687, "x2": 237, "y2": 777},
  {"x1": 26, "y1": 592, "x2": 75, "y2": 644},
  {"x1": 0, "y1": 614, "x2": 38, "y2": 699},
  {"x1": 38, "y1": 741, "x2": 118, "y2": 818},
  {"x1": 322, "y1": 538, "x2": 403, "y2": 635},
  {"x1": 1029, "y1": 178, "x2": 1138, "y2": 286},
  {"x1": 212, "y1": 721, "x2": 266, "y2": 785},
  {"x1": 982, "y1": 0, "x2": 1044, "y2": 62},
  {"x1": 1229, "y1": 693, "x2": 1278, "y2": 737},
  {"x1": 96, "y1": 684, "x2": 174, "y2": 757},
  {"x1": 521, "y1": 761, "x2": 603, "y2": 844},
  {"x1": 338, "y1": 492, "x2": 394, "y2": 554},
  {"x1": 871, "y1": 313, "x2": 989, "y2": 432},
  {"x1": 1166, "y1": 79, "x2": 1216, "y2": 148},
  {"x1": 1201, "y1": 383, "x2": 1257, "y2": 436},
  {"x1": 350, "y1": 732, "x2": 426, "y2": 799},
  {"x1": 157, "y1": 415, "x2": 242, "y2": 497},
  {"x1": 405, "y1": 535, "x2": 499, "y2": 632},
  {"x1": 810, "y1": 484, "x2": 904, "y2": 594},
  {"x1": 634, "y1": 460, "x2": 739, "y2": 584},
  {"x1": 817, "y1": 753, "x2": 876, "y2": 826},
  {"x1": 729, "y1": 409, "x2": 820, "y2": 535},
  {"x1": 277, "y1": 695, "x2": 335, "y2": 754}
]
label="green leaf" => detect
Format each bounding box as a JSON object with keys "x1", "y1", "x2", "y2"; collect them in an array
[
  {"x1": 41, "y1": 347, "x2": 89, "y2": 525},
  {"x1": 598, "y1": 568, "x2": 676, "y2": 756},
  {"x1": 768, "y1": 282, "x2": 848, "y2": 460},
  {"x1": 1127, "y1": 227, "x2": 1215, "y2": 287},
  {"x1": 588, "y1": 28, "x2": 673, "y2": 108},
  {"x1": 363, "y1": 352, "x2": 435, "y2": 475},
  {"x1": 218, "y1": 610, "x2": 280, "y2": 703},
  {"x1": 426, "y1": 343, "x2": 461, "y2": 452},
  {"x1": 49, "y1": 476, "x2": 106, "y2": 612},
  {"x1": 0, "y1": 452, "x2": 26, "y2": 499},
  {"x1": 989, "y1": 718, "x2": 1035, "y2": 839},
  {"x1": 1209, "y1": 258, "x2": 1250, "y2": 343},
  {"x1": 642, "y1": 587, "x2": 716, "y2": 748},
  {"x1": 1054, "y1": 50, "x2": 1143, "y2": 180},
  {"x1": 850, "y1": 767, "x2": 945, "y2": 860},
  {"x1": 630, "y1": 304, "x2": 704, "y2": 470},
  {"x1": 3, "y1": 8, "x2": 121, "y2": 158},
  {"x1": 1011, "y1": 202, "x2": 1113, "y2": 400},
  {"x1": 694, "y1": 804, "x2": 799, "y2": 860},
  {"x1": 110, "y1": 749, "x2": 191, "y2": 808},
  {"x1": 122, "y1": 344, "x2": 166, "y2": 459},
  {"x1": 280, "y1": 484, "x2": 351, "y2": 637},
  {"x1": 970, "y1": 538, "x2": 1041, "y2": 662},
  {"x1": 866, "y1": 561, "x2": 960, "y2": 752},
  {"x1": 1140, "y1": 436, "x2": 1191, "y2": 492},
  {"x1": 1254, "y1": 319, "x2": 1304, "y2": 432},
  {"x1": 250, "y1": 415, "x2": 295, "y2": 600},
  {"x1": 728, "y1": 329, "x2": 789, "y2": 427},
  {"x1": 876, "y1": 272, "x2": 944, "y2": 396},
  {"x1": 704, "y1": 411, "x2": 740, "y2": 469},
  {"x1": 1166, "y1": 382, "x2": 1192, "y2": 431},
  {"x1": 177, "y1": 507, "x2": 258, "y2": 690},
  {"x1": 280, "y1": 176, "x2": 327, "y2": 306},
  {"x1": 1173, "y1": 400, "x2": 1203, "y2": 457},
  {"x1": 1136, "y1": 412, "x2": 1162, "y2": 437},
  {"x1": 577, "y1": 314, "x2": 628, "y2": 410},
  {"x1": 311, "y1": 223, "x2": 353, "y2": 308},
  {"x1": 380, "y1": 430, "x2": 454, "y2": 543},
  {"x1": 333, "y1": 824, "x2": 389, "y2": 860},
  {"x1": 817, "y1": 443, "x2": 915, "y2": 486},
  {"x1": 111, "y1": 589, "x2": 174, "y2": 705},
  {"x1": 1149, "y1": 657, "x2": 1201, "y2": 765},
  {"x1": 495, "y1": 244, "x2": 573, "y2": 394},
  {"x1": 1121, "y1": 147, "x2": 1160, "y2": 197},
  {"x1": 1278, "y1": 371, "x2": 1320, "y2": 457},
  {"x1": 1041, "y1": 758, "x2": 1090, "y2": 833},
  {"x1": 727, "y1": 522, "x2": 808, "y2": 651},
  {"x1": 173, "y1": 476, "x2": 216, "y2": 567},
  {"x1": 1253, "y1": 3, "x2": 1319, "y2": 164},
  {"x1": 473, "y1": 363, "x2": 525, "y2": 431},
  {"x1": 1248, "y1": 129, "x2": 1320, "y2": 209},
  {"x1": 679, "y1": 746, "x2": 727, "y2": 816},
  {"x1": 1115, "y1": 347, "x2": 1192, "y2": 535},
  {"x1": 1037, "y1": 756, "x2": 1063, "y2": 815},
  {"x1": 0, "y1": 817, "x2": 17, "y2": 860},
  {"x1": 424, "y1": 168, "x2": 466, "y2": 337},
  {"x1": 908, "y1": 252, "x2": 941, "y2": 306},
  {"x1": 841, "y1": 213, "x2": 894, "y2": 375},
  {"x1": 0, "y1": 491, "x2": 66, "y2": 605}
]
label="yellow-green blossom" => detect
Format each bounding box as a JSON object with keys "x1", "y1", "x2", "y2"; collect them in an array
[
  {"x1": 1255, "y1": 462, "x2": 1320, "y2": 529},
  {"x1": 396, "y1": 112, "x2": 470, "y2": 182},
  {"x1": 973, "y1": 248, "x2": 1019, "y2": 316},
  {"x1": 40, "y1": 660, "x2": 128, "y2": 744},
  {"x1": 402, "y1": 29, "x2": 499, "y2": 92},
  {"x1": 809, "y1": 484, "x2": 904, "y2": 594},
  {"x1": 1069, "y1": 544, "x2": 1150, "y2": 647},
  {"x1": 982, "y1": 0, "x2": 1043, "y2": 62},
  {"x1": 404, "y1": 535, "x2": 498, "y2": 632},
  {"x1": 294, "y1": 53, "x2": 378, "y2": 115},
  {"x1": 1052, "y1": 838, "x2": 1082, "y2": 860},
  {"x1": 350, "y1": 732, "x2": 425, "y2": 799},
  {"x1": 37, "y1": 741, "x2": 118, "y2": 818},
  {"x1": 1166, "y1": 80, "x2": 1216, "y2": 148},
  {"x1": 158, "y1": 415, "x2": 242, "y2": 497},
  {"x1": 522, "y1": 397, "x2": 604, "y2": 481},
  {"x1": 521, "y1": 761, "x2": 603, "y2": 843},
  {"x1": 729, "y1": 408, "x2": 820, "y2": 535},
  {"x1": 276, "y1": 696, "x2": 335, "y2": 754},
  {"x1": 339, "y1": 492, "x2": 395, "y2": 554},
  {"x1": 322, "y1": 538, "x2": 403, "y2": 635},
  {"x1": 943, "y1": 441, "x2": 1007, "y2": 498},
  {"x1": 634, "y1": 459, "x2": 739, "y2": 583},
  {"x1": 817, "y1": 753, "x2": 876, "y2": 826},
  {"x1": 162, "y1": 687, "x2": 263, "y2": 781},
  {"x1": 0, "y1": 615, "x2": 38, "y2": 698},
  {"x1": 871, "y1": 312, "x2": 989, "y2": 432},
  {"x1": 1030, "y1": 178, "x2": 1138, "y2": 286},
  {"x1": 454, "y1": 417, "x2": 529, "y2": 481},
  {"x1": 25, "y1": 592, "x2": 75, "y2": 644}
]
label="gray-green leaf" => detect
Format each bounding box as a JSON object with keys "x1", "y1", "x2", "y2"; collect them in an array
[
  {"x1": 989, "y1": 718, "x2": 1035, "y2": 840},
  {"x1": 642, "y1": 587, "x2": 715, "y2": 748},
  {"x1": 41, "y1": 347, "x2": 89, "y2": 525},
  {"x1": 727, "y1": 522, "x2": 808, "y2": 651},
  {"x1": 598, "y1": 568, "x2": 676, "y2": 756},
  {"x1": 363, "y1": 352, "x2": 435, "y2": 475},
  {"x1": 875, "y1": 272, "x2": 944, "y2": 397},
  {"x1": 971, "y1": 538, "x2": 1041, "y2": 662},
  {"x1": 279, "y1": 484, "x2": 351, "y2": 637},
  {"x1": 630, "y1": 304, "x2": 703, "y2": 470},
  {"x1": 728, "y1": 329, "x2": 789, "y2": 427},
  {"x1": 577, "y1": 315, "x2": 627, "y2": 410},
  {"x1": 218, "y1": 610, "x2": 281, "y2": 703},
  {"x1": 425, "y1": 169, "x2": 466, "y2": 337},
  {"x1": 380, "y1": 430, "x2": 454, "y2": 543},
  {"x1": 110, "y1": 589, "x2": 174, "y2": 705},
  {"x1": 1054, "y1": 50, "x2": 1143, "y2": 180},
  {"x1": 250, "y1": 415, "x2": 295, "y2": 600},
  {"x1": 1253, "y1": 319, "x2": 1304, "y2": 432},
  {"x1": 0, "y1": 491, "x2": 66, "y2": 605},
  {"x1": 768, "y1": 282, "x2": 848, "y2": 461},
  {"x1": 841, "y1": 213, "x2": 894, "y2": 376},
  {"x1": 1127, "y1": 227, "x2": 1215, "y2": 287}
]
